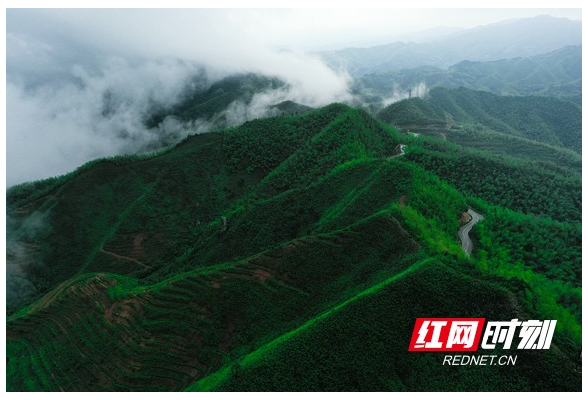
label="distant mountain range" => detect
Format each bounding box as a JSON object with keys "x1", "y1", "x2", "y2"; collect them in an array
[
  {"x1": 356, "y1": 45, "x2": 581, "y2": 102},
  {"x1": 144, "y1": 42, "x2": 581, "y2": 145},
  {"x1": 322, "y1": 16, "x2": 581, "y2": 75}
]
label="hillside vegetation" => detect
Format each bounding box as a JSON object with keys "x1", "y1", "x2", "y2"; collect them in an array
[
  {"x1": 7, "y1": 104, "x2": 582, "y2": 391},
  {"x1": 378, "y1": 87, "x2": 581, "y2": 153},
  {"x1": 356, "y1": 45, "x2": 581, "y2": 99}
]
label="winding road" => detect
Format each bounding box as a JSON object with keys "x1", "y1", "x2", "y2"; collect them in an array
[
  {"x1": 388, "y1": 144, "x2": 407, "y2": 159},
  {"x1": 389, "y1": 146, "x2": 482, "y2": 256},
  {"x1": 458, "y1": 209, "x2": 483, "y2": 256}
]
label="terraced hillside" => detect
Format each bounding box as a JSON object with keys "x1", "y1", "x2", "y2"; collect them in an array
[
  {"x1": 7, "y1": 214, "x2": 421, "y2": 391},
  {"x1": 7, "y1": 104, "x2": 582, "y2": 391}
]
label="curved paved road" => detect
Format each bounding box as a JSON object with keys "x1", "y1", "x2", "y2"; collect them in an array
[
  {"x1": 388, "y1": 144, "x2": 406, "y2": 159},
  {"x1": 458, "y1": 209, "x2": 483, "y2": 256}
]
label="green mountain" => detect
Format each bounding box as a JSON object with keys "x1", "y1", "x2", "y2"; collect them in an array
[
  {"x1": 145, "y1": 73, "x2": 287, "y2": 128},
  {"x1": 356, "y1": 46, "x2": 581, "y2": 99},
  {"x1": 140, "y1": 73, "x2": 315, "y2": 151},
  {"x1": 449, "y1": 46, "x2": 581, "y2": 96},
  {"x1": 270, "y1": 100, "x2": 314, "y2": 116},
  {"x1": 378, "y1": 87, "x2": 581, "y2": 154},
  {"x1": 6, "y1": 104, "x2": 581, "y2": 391}
]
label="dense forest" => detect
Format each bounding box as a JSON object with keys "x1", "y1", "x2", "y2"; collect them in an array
[
  {"x1": 7, "y1": 101, "x2": 582, "y2": 391},
  {"x1": 5, "y1": 8, "x2": 584, "y2": 393},
  {"x1": 404, "y1": 141, "x2": 581, "y2": 223},
  {"x1": 378, "y1": 87, "x2": 581, "y2": 153}
]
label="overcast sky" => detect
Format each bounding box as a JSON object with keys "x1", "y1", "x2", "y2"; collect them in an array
[
  {"x1": 6, "y1": 8, "x2": 583, "y2": 53},
  {"x1": 5, "y1": 8, "x2": 583, "y2": 186}
]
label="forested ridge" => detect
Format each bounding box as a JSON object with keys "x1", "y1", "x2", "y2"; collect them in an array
[
  {"x1": 355, "y1": 45, "x2": 581, "y2": 99},
  {"x1": 378, "y1": 87, "x2": 581, "y2": 153},
  {"x1": 7, "y1": 100, "x2": 581, "y2": 391}
]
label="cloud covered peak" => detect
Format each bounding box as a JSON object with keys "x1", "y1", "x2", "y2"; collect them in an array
[{"x1": 7, "y1": 9, "x2": 351, "y2": 186}]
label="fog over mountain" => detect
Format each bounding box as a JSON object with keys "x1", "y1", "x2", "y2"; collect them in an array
[
  {"x1": 5, "y1": 9, "x2": 583, "y2": 391},
  {"x1": 322, "y1": 15, "x2": 582, "y2": 75},
  {"x1": 6, "y1": 9, "x2": 352, "y2": 186},
  {"x1": 6, "y1": 9, "x2": 582, "y2": 186}
]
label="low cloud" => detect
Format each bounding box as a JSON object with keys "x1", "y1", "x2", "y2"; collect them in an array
[
  {"x1": 382, "y1": 82, "x2": 429, "y2": 107},
  {"x1": 6, "y1": 212, "x2": 49, "y2": 311},
  {"x1": 7, "y1": 57, "x2": 204, "y2": 186},
  {"x1": 6, "y1": 9, "x2": 352, "y2": 187}
]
